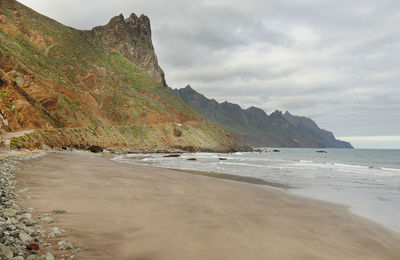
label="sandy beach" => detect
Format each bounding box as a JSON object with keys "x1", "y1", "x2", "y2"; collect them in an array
[{"x1": 14, "y1": 152, "x2": 400, "y2": 260}]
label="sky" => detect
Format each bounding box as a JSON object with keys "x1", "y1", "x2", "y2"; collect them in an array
[{"x1": 19, "y1": 0, "x2": 400, "y2": 148}]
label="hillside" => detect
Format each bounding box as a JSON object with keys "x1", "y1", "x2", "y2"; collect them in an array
[
  {"x1": 0, "y1": 0, "x2": 238, "y2": 151},
  {"x1": 283, "y1": 112, "x2": 353, "y2": 148},
  {"x1": 171, "y1": 85, "x2": 352, "y2": 148}
]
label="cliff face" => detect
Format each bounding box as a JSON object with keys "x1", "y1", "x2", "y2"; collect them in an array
[
  {"x1": 171, "y1": 85, "x2": 321, "y2": 148},
  {"x1": 0, "y1": 0, "x2": 238, "y2": 151},
  {"x1": 283, "y1": 112, "x2": 353, "y2": 148},
  {"x1": 171, "y1": 85, "x2": 353, "y2": 148},
  {"x1": 91, "y1": 13, "x2": 166, "y2": 86}
]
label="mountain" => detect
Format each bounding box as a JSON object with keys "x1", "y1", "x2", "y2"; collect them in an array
[
  {"x1": 0, "y1": 0, "x2": 238, "y2": 152},
  {"x1": 283, "y1": 112, "x2": 353, "y2": 148},
  {"x1": 171, "y1": 85, "x2": 353, "y2": 148}
]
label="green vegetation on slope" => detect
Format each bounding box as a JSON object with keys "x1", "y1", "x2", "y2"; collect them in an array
[
  {"x1": 10, "y1": 122, "x2": 237, "y2": 152},
  {"x1": 0, "y1": 0, "x2": 237, "y2": 151}
]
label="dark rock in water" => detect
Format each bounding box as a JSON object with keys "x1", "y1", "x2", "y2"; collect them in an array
[
  {"x1": 219, "y1": 158, "x2": 227, "y2": 160},
  {"x1": 163, "y1": 154, "x2": 181, "y2": 158},
  {"x1": 173, "y1": 128, "x2": 182, "y2": 137},
  {"x1": 273, "y1": 149, "x2": 280, "y2": 152},
  {"x1": 187, "y1": 158, "x2": 197, "y2": 161},
  {"x1": 27, "y1": 242, "x2": 39, "y2": 251},
  {"x1": 89, "y1": 146, "x2": 103, "y2": 153},
  {"x1": 316, "y1": 150, "x2": 327, "y2": 153}
]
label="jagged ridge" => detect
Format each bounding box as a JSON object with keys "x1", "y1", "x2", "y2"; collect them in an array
[
  {"x1": 171, "y1": 85, "x2": 352, "y2": 148},
  {"x1": 91, "y1": 13, "x2": 166, "y2": 86},
  {"x1": 283, "y1": 112, "x2": 353, "y2": 148}
]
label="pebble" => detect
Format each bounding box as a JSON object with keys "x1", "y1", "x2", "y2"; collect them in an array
[
  {"x1": 4, "y1": 208, "x2": 18, "y2": 216},
  {"x1": 47, "y1": 232, "x2": 56, "y2": 239},
  {"x1": 25, "y1": 252, "x2": 55, "y2": 260},
  {"x1": 26, "y1": 242, "x2": 39, "y2": 250},
  {"x1": 45, "y1": 252, "x2": 55, "y2": 260},
  {"x1": 38, "y1": 216, "x2": 53, "y2": 224},
  {"x1": 52, "y1": 208, "x2": 66, "y2": 214},
  {"x1": 48, "y1": 226, "x2": 63, "y2": 238},
  {"x1": 19, "y1": 231, "x2": 32, "y2": 244},
  {"x1": 58, "y1": 240, "x2": 74, "y2": 250},
  {"x1": 0, "y1": 243, "x2": 14, "y2": 258},
  {"x1": 72, "y1": 248, "x2": 82, "y2": 254},
  {"x1": 22, "y1": 213, "x2": 32, "y2": 219}
]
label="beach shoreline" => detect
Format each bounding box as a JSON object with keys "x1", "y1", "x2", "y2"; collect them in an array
[
  {"x1": 11, "y1": 151, "x2": 400, "y2": 259},
  {"x1": 169, "y1": 168, "x2": 293, "y2": 189}
]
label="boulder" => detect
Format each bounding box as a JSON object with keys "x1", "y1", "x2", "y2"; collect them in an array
[{"x1": 89, "y1": 145, "x2": 103, "y2": 153}]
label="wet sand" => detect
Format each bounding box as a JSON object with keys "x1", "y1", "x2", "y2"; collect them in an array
[{"x1": 15, "y1": 152, "x2": 400, "y2": 260}]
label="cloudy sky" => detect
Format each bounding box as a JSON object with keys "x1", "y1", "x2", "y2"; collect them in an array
[{"x1": 19, "y1": 0, "x2": 400, "y2": 148}]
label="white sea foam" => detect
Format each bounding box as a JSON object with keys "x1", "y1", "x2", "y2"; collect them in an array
[
  {"x1": 381, "y1": 167, "x2": 400, "y2": 172},
  {"x1": 333, "y1": 163, "x2": 369, "y2": 169},
  {"x1": 217, "y1": 162, "x2": 266, "y2": 168},
  {"x1": 299, "y1": 160, "x2": 313, "y2": 163}
]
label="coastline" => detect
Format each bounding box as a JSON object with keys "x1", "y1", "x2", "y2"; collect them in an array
[
  {"x1": 8, "y1": 151, "x2": 400, "y2": 259},
  {"x1": 121, "y1": 149, "x2": 400, "y2": 233},
  {"x1": 169, "y1": 168, "x2": 292, "y2": 189}
]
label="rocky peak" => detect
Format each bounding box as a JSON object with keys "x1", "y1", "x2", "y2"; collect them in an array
[
  {"x1": 245, "y1": 106, "x2": 269, "y2": 121},
  {"x1": 269, "y1": 110, "x2": 283, "y2": 119},
  {"x1": 284, "y1": 111, "x2": 292, "y2": 117},
  {"x1": 246, "y1": 106, "x2": 267, "y2": 115},
  {"x1": 91, "y1": 13, "x2": 166, "y2": 86}
]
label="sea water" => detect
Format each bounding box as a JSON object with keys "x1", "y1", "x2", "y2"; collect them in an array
[{"x1": 113, "y1": 148, "x2": 400, "y2": 233}]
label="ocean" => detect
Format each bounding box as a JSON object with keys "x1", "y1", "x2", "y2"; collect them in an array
[{"x1": 113, "y1": 148, "x2": 400, "y2": 233}]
